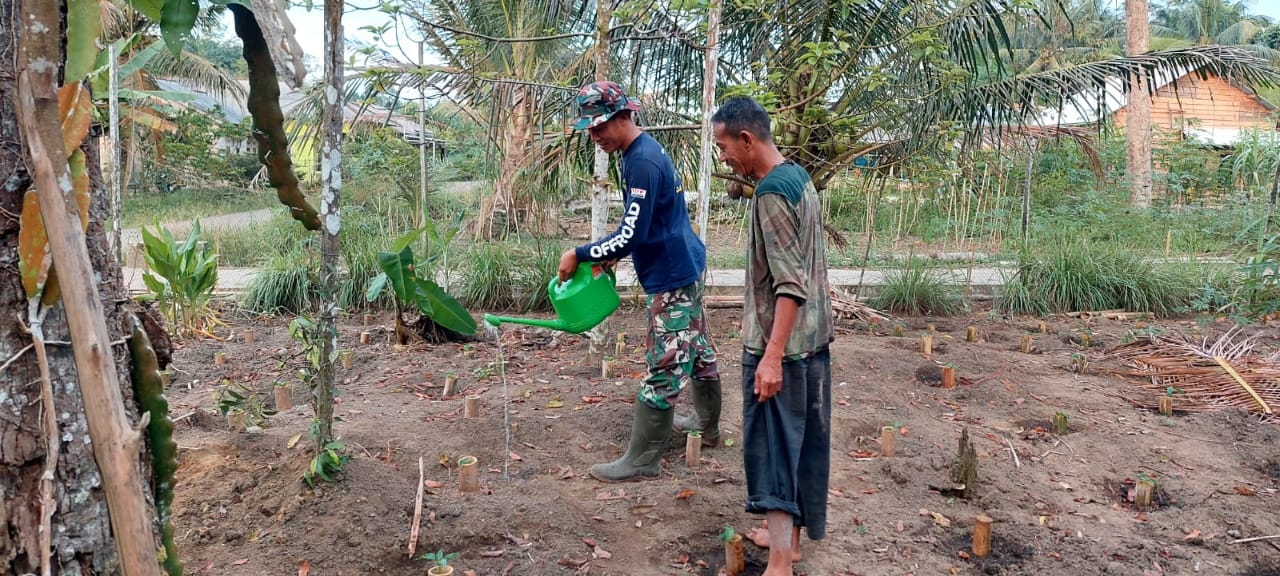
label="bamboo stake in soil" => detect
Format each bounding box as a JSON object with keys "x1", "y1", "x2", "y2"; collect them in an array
[
  {"x1": 1052, "y1": 412, "x2": 1069, "y2": 435},
  {"x1": 966, "y1": 326, "x2": 977, "y2": 342},
  {"x1": 973, "y1": 515, "x2": 993, "y2": 557},
  {"x1": 274, "y1": 386, "x2": 292, "y2": 411},
  {"x1": 880, "y1": 426, "x2": 896, "y2": 457},
  {"x1": 360, "y1": 331, "x2": 371, "y2": 344},
  {"x1": 364, "y1": 313, "x2": 375, "y2": 325},
  {"x1": 1038, "y1": 320, "x2": 1047, "y2": 333},
  {"x1": 464, "y1": 395, "x2": 481, "y2": 418},
  {"x1": 615, "y1": 333, "x2": 625, "y2": 357},
  {"x1": 1135, "y1": 478, "x2": 1155, "y2": 511},
  {"x1": 342, "y1": 350, "x2": 354, "y2": 369},
  {"x1": 443, "y1": 374, "x2": 459, "y2": 397},
  {"x1": 724, "y1": 533, "x2": 746, "y2": 575},
  {"x1": 686, "y1": 432, "x2": 702, "y2": 468},
  {"x1": 215, "y1": 352, "x2": 226, "y2": 366},
  {"x1": 922, "y1": 334, "x2": 933, "y2": 356},
  {"x1": 942, "y1": 366, "x2": 956, "y2": 389},
  {"x1": 243, "y1": 329, "x2": 256, "y2": 344},
  {"x1": 1158, "y1": 396, "x2": 1173, "y2": 416},
  {"x1": 1020, "y1": 335, "x2": 1033, "y2": 354},
  {"x1": 459, "y1": 455, "x2": 479, "y2": 492},
  {"x1": 409, "y1": 456, "x2": 424, "y2": 555},
  {"x1": 601, "y1": 359, "x2": 612, "y2": 379}
]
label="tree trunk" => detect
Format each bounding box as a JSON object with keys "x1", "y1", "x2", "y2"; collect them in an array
[
  {"x1": 314, "y1": 0, "x2": 344, "y2": 450},
  {"x1": 1126, "y1": 0, "x2": 1153, "y2": 208},
  {"x1": 250, "y1": 0, "x2": 307, "y2": 89},
  {"x1": 1, "y1": 0, "x2": 157, "y2": 573},
  {"x1": 586, "y1": 0, "x2": 614, "y2": 366}
]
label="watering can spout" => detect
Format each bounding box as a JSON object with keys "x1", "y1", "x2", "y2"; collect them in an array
[{"x1": 483, "y1": 314, "x2": 568, "y2": 331}]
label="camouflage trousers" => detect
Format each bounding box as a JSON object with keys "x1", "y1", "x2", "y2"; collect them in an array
[{"x1": 638, "y1": 282, "x2": 719, "y2": 410}]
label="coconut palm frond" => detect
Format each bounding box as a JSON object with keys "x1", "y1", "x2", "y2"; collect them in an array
[
  {"x1": 918, "y1": 45, "x2": 1280, "y2": 148},
  {"x1": 147, "y1": 45, "x2": 248, "y2": 107}
]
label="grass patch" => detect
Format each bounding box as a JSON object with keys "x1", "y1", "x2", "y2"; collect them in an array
[
  {"x1": 123, "y1": 188, "x2": 282, "y2": 229},
  {"x1": 870, "y1": 257, "x2": 964, "y2": 316},
  {"x1": 997, "y1": 241, "x2": 1196, "y2": 317}
]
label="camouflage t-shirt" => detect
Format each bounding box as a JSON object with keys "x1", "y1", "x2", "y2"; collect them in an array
[{"x1": 743, "y1": 161, "x2": 834, "y2": 360}]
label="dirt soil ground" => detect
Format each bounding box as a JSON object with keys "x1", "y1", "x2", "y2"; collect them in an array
[{"x1": 164, "y1": 306, "x2": 1280, "y2": 576}]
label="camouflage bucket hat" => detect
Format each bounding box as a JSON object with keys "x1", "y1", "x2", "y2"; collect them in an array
[{"x1": 573, "y1": 81, "x2": 641, "y2": 130}]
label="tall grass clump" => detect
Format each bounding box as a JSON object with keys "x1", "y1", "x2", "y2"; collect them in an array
[
  {"x1": 242, "y1": 252, "x2": 315, "y2": 314},
  {"x1": 458, "y1": 242, "x2": 522, "y2": 311},
  {"x1": 518, "y1": 240, "x2": 563, "y2": 312},
  {"x1": 870, "y1": 257, "x2": 964, "y2": 316},
  {"x1": 998, "y1": 241, "x2": 1195, "y2": 317}
]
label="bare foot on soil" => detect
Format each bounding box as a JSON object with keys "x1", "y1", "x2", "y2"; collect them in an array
[{"x1": 745, "y1": 520, "x2": 802, "y2": 562}]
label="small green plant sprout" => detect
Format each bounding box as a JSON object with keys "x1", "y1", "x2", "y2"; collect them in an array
[
  {"x1": 1164, "y1": 386, "x2": 1182, "y2": 397},
  {"x1": 718, "y1": 525, "x2": 736, "y2": 542},
  {"x1": 213, "y1": 380, "x2": 276, "y2": 427},
  {"x1": 304, "y1": 441, "x2": 350, "y2": 487},
  {"x1": 1136, "y1": 471, "x2": 1157, "y2": 487},
  {"x1": 421, "y1": 550, "x2": 459, "y2": 567}
]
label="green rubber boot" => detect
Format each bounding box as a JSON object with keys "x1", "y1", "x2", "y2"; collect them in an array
[
  {"x1": 672, "y1": 378, "x2": 722, "y2": 447},
  {"x1": 590, "y1": 403, "x2": 673, "y2": 482}
]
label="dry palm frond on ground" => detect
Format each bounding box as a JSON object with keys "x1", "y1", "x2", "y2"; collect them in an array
[{"x1": 1104, "y1": 328, "x2": 1280, "y2": 423}]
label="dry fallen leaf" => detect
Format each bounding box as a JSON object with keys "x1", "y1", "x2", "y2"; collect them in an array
[
  {"x1": 593, "y1": 545, "x2": 612, "y2": 559},
  {"x1": 509, "y1": 451, "x2": 524, "y2": 462},
  {"x1": 1182, "y1": 529, "x2": 1202, "y2": 542},
  {"x1": 287, "y1": 433, "x2": 303, "y2": 449},
  {"x1": 481, "y1": 550, "x2": 505, "y2": 557},
  {"x1": 675, "y1": 489, "x2": 696, "y2": 500},
  {"x1": 424, "y1": 480, "x2": 444, "y2": 489},
  {"x1": 1234, "y1": 486, "x2": 1256, "y2": 496},
  {"x1": 232, "y1": 558, "x2": 249, "y2": 566},
  {"x1": 297, "y1": 559, "x2": 310, "y2": 576},
  {"x1": 931, "y1": 512, "x2": 952, "y2": 527},
  {"x1": 547, "y1": 400, "x2": 564, "y2": 408}
]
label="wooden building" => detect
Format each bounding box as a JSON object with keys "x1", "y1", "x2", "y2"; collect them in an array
[{"x1": 1039, "y1": 70, "x2": 1278, "y2": 146}]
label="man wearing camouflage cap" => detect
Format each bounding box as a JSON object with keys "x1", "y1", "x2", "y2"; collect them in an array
[{"x1": 558, "y1": 80, "x2": 721, "y2": 483}]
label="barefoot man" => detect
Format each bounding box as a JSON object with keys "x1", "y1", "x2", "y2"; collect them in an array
[{"x1": 711, "y1": 96, "x2": 834, "y2": 575}]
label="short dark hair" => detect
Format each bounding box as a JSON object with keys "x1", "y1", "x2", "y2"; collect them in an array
[{"x1": 711, "y1": 97, "x2": 773, "y2": 144}]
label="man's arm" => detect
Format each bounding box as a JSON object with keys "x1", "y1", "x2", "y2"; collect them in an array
[{"x1": 558, "y1": 159, "x2": 660, "y2": 282}]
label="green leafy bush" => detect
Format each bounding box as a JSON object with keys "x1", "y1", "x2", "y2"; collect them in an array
[{"x1": 141, "y1": 220, "x2": 219, "y2": 335}]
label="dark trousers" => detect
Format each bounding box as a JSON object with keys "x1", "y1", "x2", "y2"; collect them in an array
[{"x1": 740, "y1": 348, "x2": 831, "y2": 540}]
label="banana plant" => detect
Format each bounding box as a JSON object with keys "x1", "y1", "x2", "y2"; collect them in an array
[{"x1": 366, "y1": 229, "x2": 477, "y2": 338}]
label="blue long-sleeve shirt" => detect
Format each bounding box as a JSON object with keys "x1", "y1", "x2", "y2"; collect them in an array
[{"x1": 574, "y1": 133, "x2": 706, "y2": 294}]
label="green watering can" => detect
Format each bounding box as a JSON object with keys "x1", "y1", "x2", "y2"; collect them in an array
[{"x1": 483, "y1": 262, "x2": 620, "y2": 334}]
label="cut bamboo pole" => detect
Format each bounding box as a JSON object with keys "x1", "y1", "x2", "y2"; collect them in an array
[
  {"x1": 966, "y1": 326, "x2": 977, "y2": 342},
  {"x1": 274, "y1": 386, "x2": 292, "y2": 411},
  {"x1": 1020, "y1": 335, "x2": 1033, "y2": 354},
  {"x1": 724, "y1": 533, "x2": 746, "y2": 575},
  {"x1": 364, "y1": 312, "x2": 375, "y2": 325},
  {"x1": 360, "y1": 331, "x2": 371, "y2": 344},
  {"x1": 615, "y1": 334, "x2": 626, "y2": 357},
  {"x1": 1214, "y1": 356, "x2": 1272, "y2": 414},
  {"x1": 601, "y1": 359, "x2": 612, "y2": 379},
  {"x1": 1038, "y1": 320, "x2": 1047, "y2": 333},
  {"x1": 464, "y1": 395, "x2": 481, "y2": 418},
  {"x1": 1135, "y1": 478, "x2": 1155, "y2": 511},
  {"x1": 341, "y1": 350, "x2": 354, "y2": 369},
  {"x1": 1052, "y1": 412, "x2": 1069, "y2": 435},
  {"x1": 243, "y1": 329, "x2": 256, "y2": 344},
  {"x1": 686, "y1": 432, "x2": 702, "y2": 468},
  {"x1": 880, "y1": 426, "x2": 896, "y2": 457},
  {"x1": 921, "y1": 334, "x2": 933, "y2": 356},
  {"x1": 409, "y1": 456, "x2": 424, "y2": 555},
  {"x1": 442, "y1": 374, "x2": 459, "y2": 397},
  {"x1": 214, "y1": 352, "x2": 226, "y2": 366},
  {"x1": 941, "y1": 366, "x2": 956, "y2": 389},
  {"x1": 927, "y1": 323, "x2": 937, "y2": 334},
  {"x1": 1158, "y1": 395, "x2": 1173, "y2": 416},
  {"x1": 459, "y1": 456, "x2": 479, "y2": 492},
  {"x1": 973, "y1": 515, "x2": 993, "y2": 557}
]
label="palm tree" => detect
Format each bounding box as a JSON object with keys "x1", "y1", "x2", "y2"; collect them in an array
[{"x1": 1152, "y1": 0, "x2": 1274, "y2": 46}]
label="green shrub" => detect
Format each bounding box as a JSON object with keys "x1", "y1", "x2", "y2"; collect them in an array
[
  {"x1": 870, "y1": 258, "x2": 964, "y2": 316},
  {"x1": 999, "y1": 242, "x2": 1196, "y2": 317},
  {"x1": 458, "y1": 242, "x2": 522, "y2": 311},
  {"x1": 517, "y1": 240, "x2": 564, "y2": 312}
]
